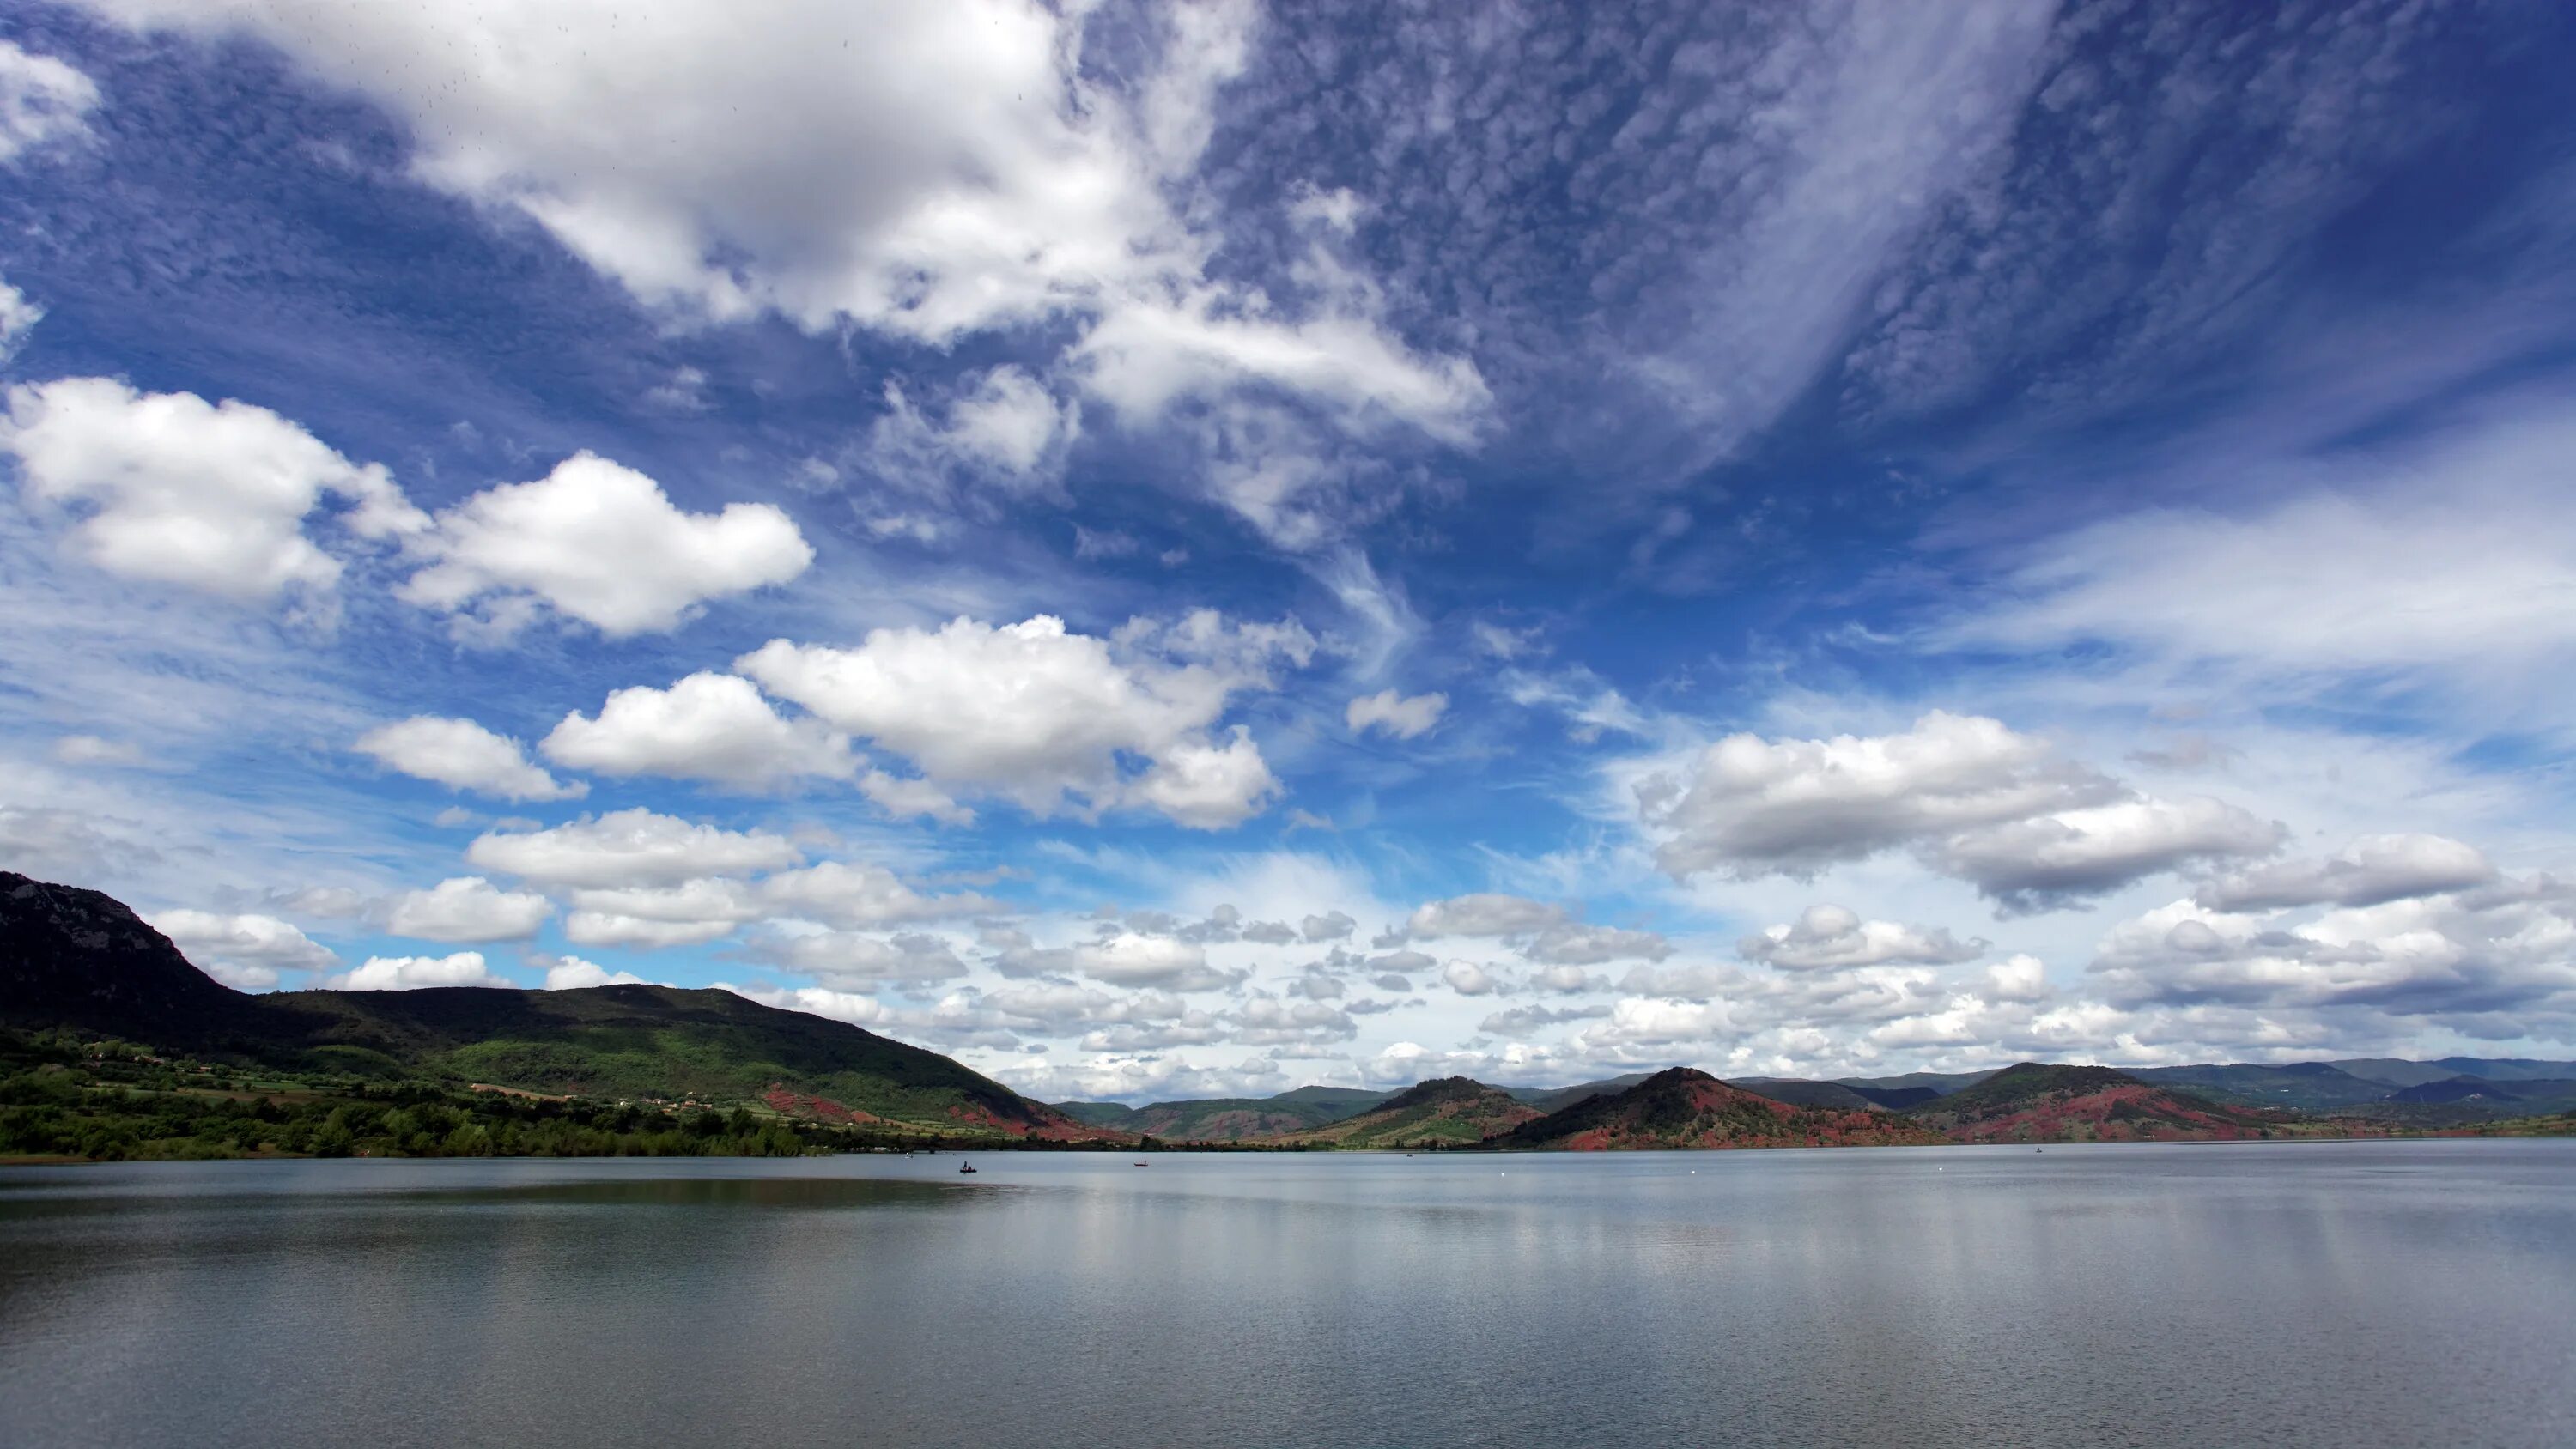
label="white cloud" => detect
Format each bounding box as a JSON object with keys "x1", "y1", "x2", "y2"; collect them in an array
[
  {"x1": 384, "y1": 876, "x2": 553, "y2": 943},
  {"x1": 1740, "y1": 904, "x2": 1984, "y2": 972},
  {"x1": 2197, "y1": 834, "x2": 2498, "y2": 912},
  {"x1": 356, "y1": 717, "x2": 586, "y2": 803},
  {"x1": 756, "y1": 860, "x2": 998, "y2": 929},
  {"x1": 1942, "y1": 414, "x2": 2576, "y2": 696},
  {"x1": 0, "y1": 378, "x2": 423, "y2": 606},
  {"x1": 1300, "y1": 911, "x2": 1356, "y2": 943},
  {"x1": 1983, "y1": 955, "x2": 2052, "y2": 1004},
  {"x1": 151, "y1": 908, "x2": 337, "y2": 983},
  {"x1": 869, "y1": 365, "x2": 1080, "y2": 501},
  {"x1": 0, "y1": 274, "x2": 41, "y2": 360},
  {"x1": 50, "y1": 735, "x2": 146, "y2": 768},
  {"x1": 399, "y1": 452, "x2": 811, "y2": 638},
  {"x1": 1929, "y1": 796, "x2": 2284, "y2": 913},
  {"x1": 745, "y1": 930, "x2": 969, "y2": 987},
  {"x1": 1406, "y1": 894, "x2": 1563, "y2": 939},
  {"x1": 2087, "y1": 886, "x2": 2576, "y2": 1034},
  {"x1": 1522, "y1": 924, "x2": 1672, "y2": 966},
  {"x1": 1078, "y1": 932, "x2": 1242, "y2": 991},
  {"x1": 738, "y1": 612, "x2": 1303, "y2": 828},
  {"x1": 0, "y1": 39, "x2": 99, "y2": 162},
  {"x1": 564, "y1": 911, "x2": 739, "y2": 949},
  {"x1": 82, "y1": 0, "x2": 1485, "y2": 490},
  {"x1": 1630, "y1": 712, "x2": 2277, "y2": 908},
  {"x1": 1632, "y1": 712, "x2": 2114, "y2": 879},
  {"x1": 1346, "y1": 688, "x2": 1447, "y2": 740},
  {"x1": 720, "y1": 985, "x2": 888, "y2": 1028},
  {"x1": 540, "y1": 955, "x2": 647, "y2": 990},
  {"x1": 327, "y1": 951, "x2": 510, "y2": 991},
  {"x1": 1439, "y1": 960, "x2": 1498, "y2": 997},
  {"x1": 465, "y1": 808, "x2": 801, "y2": 888},
  {"x1": 539, "y1": 671, "x2": 853, "y2": 790}
]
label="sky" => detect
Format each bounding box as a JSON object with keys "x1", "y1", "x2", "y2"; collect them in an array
[{"x1": 3, "y1": 1, "x2": 2574, "y2": 1103}]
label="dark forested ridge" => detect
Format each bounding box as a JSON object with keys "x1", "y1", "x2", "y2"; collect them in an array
[{"x1": 1, "y1": 871, "x2": 1103, "y2": 1145}]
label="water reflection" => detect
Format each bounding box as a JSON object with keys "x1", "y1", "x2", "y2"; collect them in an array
[{"x1": 2, "y1": 1142, "x2": 2572, "y2": 1449}]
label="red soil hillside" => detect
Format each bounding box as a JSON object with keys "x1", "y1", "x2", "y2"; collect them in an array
[
  {"x1": 1489, "y1": 1067, "x2": 1943, "y2": 1150},
  {"x1": 1902, "y1": 1063, "x2": 2288, "y2": 1143}
]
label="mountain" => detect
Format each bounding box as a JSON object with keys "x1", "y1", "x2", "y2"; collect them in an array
[
  {"x1": 1048, "y1": 1086, "x2": 1395, "y2": 1142},
  {"x1": 1899, "y1": 1063, "x2": 2281, "y2": 1143},
  {"x1": 1828, "y1": 1069, "x2": 1996, "y2": 1098},
  {"x1": 1729, "y1": 1078, "x2": 1882, "y2": 1112},
  {"x1": 2335, "y1": 1057, "x2": 2576, "y2": 1087},
  {"x1": 1490, "y1": 1068, "x2": 1942, "y2": 1150},
  {"x1": 1273, "y1": 1076, "x2": 1541, "y2": 1148},
  {"x1": 1, "y1": 871, "x2": 1102, "y2": 1140},
  {"x1": 1506, "y1": 1071, "x2": 1657, "y2": 1113},
  {"x1": 2127, "y1": 1062, "x2": 2393, "y2": 1111}
]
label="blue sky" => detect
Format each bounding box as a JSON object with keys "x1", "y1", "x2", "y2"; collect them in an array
[{"x1": 4, "y1": 1, "x2": 2574, "y2": 1100}]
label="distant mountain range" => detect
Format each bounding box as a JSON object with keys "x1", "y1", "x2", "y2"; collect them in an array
[{"x1": 7, "y1": 870, "x2": 2572, "y2": 1160}]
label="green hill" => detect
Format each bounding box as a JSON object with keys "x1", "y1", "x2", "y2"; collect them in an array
[
  {"x1": 1045, "y1": 1085, "x2": 1393, "y2": 1142},
  {"x1": 1, "y1": 871, "x2": 1100, "y2": 1139},
  {"x1": 1490, "y1": 1068, "x2": 1940, "y2": 1150},
  {"x1": 1273, "y1": 1076, "x2": 1540, "y2": 1148}
]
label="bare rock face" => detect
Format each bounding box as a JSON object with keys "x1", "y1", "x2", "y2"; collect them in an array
[{"x1": 1, "y1": 871, "x2": 254, "y2": 1044}]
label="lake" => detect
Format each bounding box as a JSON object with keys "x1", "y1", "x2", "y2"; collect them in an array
[{"x1": 3, "y1": 1140, "x2": 2571, "y2": 1447}]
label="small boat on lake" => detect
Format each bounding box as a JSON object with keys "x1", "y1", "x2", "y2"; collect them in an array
[{"x1": 958, "y1": 1161, "x2": 977, "y2": 1174}]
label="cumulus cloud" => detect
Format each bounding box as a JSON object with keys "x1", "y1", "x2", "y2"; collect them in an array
[
  {"x1": 1406, "y1": 894, "x2": 1669, "y2": 964},
  {"x1": 539, "y1": 955, "x2": 647, "y2": 990},
  {"x1": 1406, "y1": 894, "x2": 1564, "y2": 939},
  {"x1": 2088, "y1": 885, "x2": 2576, "y2": 1032},
  {"x1": 384, "y1": 876, "x2": 553, "y2": 943},
  {"x1": 1983, "y1": 954, "x2": 2052, "y2": 1004},
  {"x1": 1739, "y1": 904, "x2": 1986, "y2": 972},
  {"x1": 564, "y1": 912, "x2": 740, "y2": 949},
  {"x1": 745, "y1": 930, "x2": 970, "y2": 987},
  {"x1": 151, "y1": 908, "x2": 337, "y2": 988},
  {"x1": 0, "y1": 378, "x2": 424, "y2": 607},
  {"x1": 399, "y1": 452, "x2": 811, "y2": 638},
  {"x1": 720, "y1": 984, "x2": 888, "y2": 1028},
  {"x1": 0, "y1": 39, "x2": 100, "y2": 162},
  {"x1": 356, "y1": 717, "x2": 586, "y2": 803},
  {"x1": 738, "y1": 611, "x2": 1306, "y2": 828},
  {"x1": 1077, "y1": 932, "x2": 1244, "y2": 992},
  {"x1": 1346, "y1": 688, "x2": 1447, "y2": 740},
  {"x1": 540, "y1": 671, "x2": 853, "y2": 790},
  {"x1": 1439, "y1": 960, "x2": 1498, "y2": 997},
  {"x1": 2196, "y1": 834, "x2": 2498, "y2": 912},
  {"x1": 465, "y1": 809, "x2": 801, "y2": 888},
  {"x1": 327, "y1": 951, "x2": 509, "y2": 991},
  {"x1": 1928, "y1": 797, "x2": 2285, "y2": 913},
  {"x1": 1631, "y1": 712, "x2": 2278, "y2": 908},
  {"x1": 1633, "y1": 712, "x2": 2112, "y2": 878},
  {"x1": 1299, "y1": 910, "x2": 1355, "y2": 943}
]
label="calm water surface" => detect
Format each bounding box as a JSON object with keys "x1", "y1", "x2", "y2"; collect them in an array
[{"x1": 2, "y1": 1139, "x2": 2570, "y2": 1448}]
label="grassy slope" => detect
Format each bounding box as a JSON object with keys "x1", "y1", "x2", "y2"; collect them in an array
[{"x1": 1275, "y1": 1076, "x2": 1541, "y2": 1148}]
